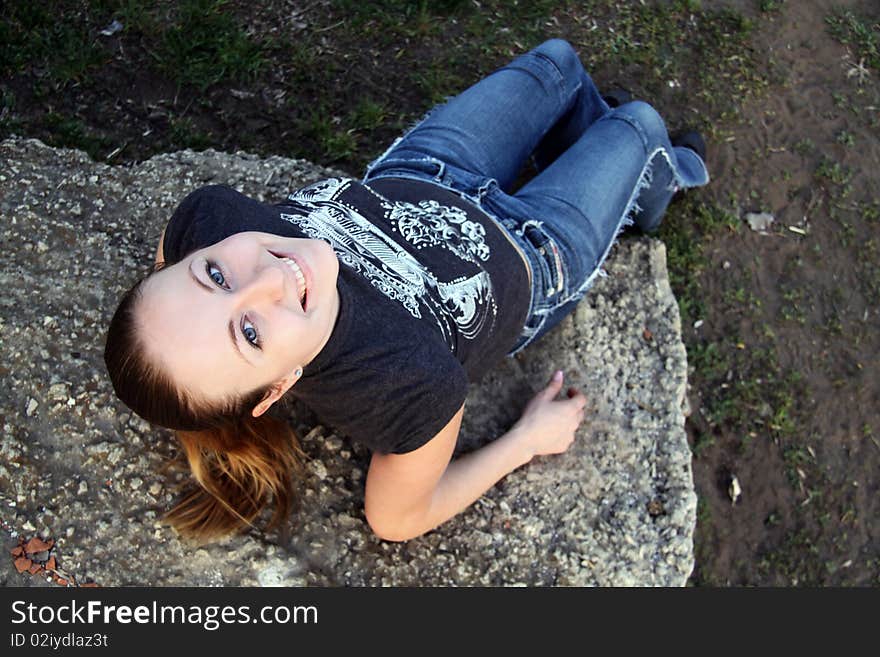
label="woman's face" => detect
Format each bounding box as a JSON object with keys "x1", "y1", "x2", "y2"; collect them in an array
[{"x1": 137, "y1": 231, "x2": 340, "y2": 413}]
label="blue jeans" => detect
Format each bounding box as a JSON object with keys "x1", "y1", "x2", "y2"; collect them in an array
[{"x1": 362, "y1": 39, "x2": 709, "y2": 355}]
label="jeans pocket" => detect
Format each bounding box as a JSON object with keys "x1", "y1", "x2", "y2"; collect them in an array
[
  {"x1": 364, "y1": 155, "x2": 445, "y2": 184},
  {"x1": 522, "y1": 223, "x2": 565, "y2": 299}
]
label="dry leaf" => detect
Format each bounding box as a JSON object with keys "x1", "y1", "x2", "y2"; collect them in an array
[
  {"x1": 81, "y1": 582, "x2": 100, "y2": 588},
  {"x1": 643, "y1": 328, "x2": 653, "y2": 341},
  {"x1": 11, "y1": 546, "x2": 23, "y2": 557},
  {"x1": 28, "y1": 562, "x2": 42, "y2": 575},
  {"x1": 14, "y1": 557, "x2": 32, "y2": 573},
  {"x1": 55, "y1": 577, "x2": 68, "y2": 586},
  {"x1": 24, "y1": 537, "x2": 52, "y2": 554},
  {"x1": 46, "y1": 556, "x2": 56, "y2": 571}
]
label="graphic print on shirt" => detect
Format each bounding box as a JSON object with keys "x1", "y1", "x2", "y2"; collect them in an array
[{"x1": 281, "y1": 178, "x2": 496, "y2": 347}]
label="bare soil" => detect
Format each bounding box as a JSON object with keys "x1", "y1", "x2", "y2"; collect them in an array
[{"x1": 686, "y1": 0, "x2": 879, "y2": 585}]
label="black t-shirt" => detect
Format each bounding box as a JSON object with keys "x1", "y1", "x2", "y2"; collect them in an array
[{"x1": 162, "y1": 178, "x2": 530, "y2": 453}]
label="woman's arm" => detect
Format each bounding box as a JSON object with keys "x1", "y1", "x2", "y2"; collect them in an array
[{"x1": 364, "y1": 370, "x2": 587, "y2": 541}]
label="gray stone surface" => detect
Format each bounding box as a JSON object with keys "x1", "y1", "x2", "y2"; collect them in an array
[{"x1": 0, "y1": 137, "x2": 696, "y2": 587}]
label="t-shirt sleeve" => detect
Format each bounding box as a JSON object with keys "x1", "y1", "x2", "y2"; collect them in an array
[
  {"x1": 366, "y1": 350, "x2": 469, "y2": 455},
  {"x1": 161, "y1": 185, "x2": 223, "y2": 265},
  {"x1": 162, "y1": 184, "x2": 301, "y2": 265},
  {"x1": 297, "y1": 341, "x2": 469, "y2": 455}
]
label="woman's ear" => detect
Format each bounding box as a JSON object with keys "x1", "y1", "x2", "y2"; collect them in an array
[{"x1": 251, "y1": 367, "x2": 302, "y2": 417}]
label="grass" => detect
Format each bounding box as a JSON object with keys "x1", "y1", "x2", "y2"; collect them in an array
[
  {"x1": 700, "y1": 347, "x2": 801, "y2": 444},
  {"x1": 0, "y1": 0, "x2": 769, "y2": 172},
  {"x1": 757, "y1": 528, "x2": 824, "y2": 585},
  {"x1": 168, "y1": 116, "x2": 213, "y2": 151},
  {"x1": 857, "y1": 238, "x2": 880, "y2": 305},
  {"x1": 659, "y1": 198, "x2": 739, "y2": 329},
  {"x1": 300, "y1": 107, "x2": 359, "y2": 164},
  {"x1": 42, "y1": 112, "x2": 112, "y2": 155},
  {"x1": 826, "y1": 8, "x2": 880, "y2": 72},
  {"x1": 658, "y1": 195, "x2": 805, "y2": 462},
  {"x1": 154, "y1": 0, "x2": 266, "y2": 90},
  {"x1": 0, "y1": 3, "x2": 109, "y2": 87},
  {"x1": 779, "y1": 285, "x2": 808, "y2": 325}
]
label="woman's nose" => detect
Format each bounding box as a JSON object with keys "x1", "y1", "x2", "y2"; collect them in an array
[{"x1": 237, "y1": 265, "x2": 286, "y2": 306}]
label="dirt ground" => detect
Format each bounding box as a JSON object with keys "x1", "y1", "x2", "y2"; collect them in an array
[
  {"x1": 685, "y1": 0, "x2": 878, "y2": 584},
  {"x1": 1, "y1": 0, "x2": 878, "y2": 585}
]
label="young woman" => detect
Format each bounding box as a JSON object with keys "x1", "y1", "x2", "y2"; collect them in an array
[{"x1": 104, "y1": 39, "x2": 709, "y2": 543}]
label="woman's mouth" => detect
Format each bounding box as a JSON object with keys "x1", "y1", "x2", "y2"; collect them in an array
[{"x1": 270, "y1": 251, "x2": 309, "y2": 310}]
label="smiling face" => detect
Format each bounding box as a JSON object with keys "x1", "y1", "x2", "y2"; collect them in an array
[{"x1": 136, "y1": 231, "x2": 340, "y2": 414}]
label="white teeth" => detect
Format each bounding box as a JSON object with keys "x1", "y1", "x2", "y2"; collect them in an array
[{"x1": 280, "y1": 257, "x2": 307, "y2": 303}]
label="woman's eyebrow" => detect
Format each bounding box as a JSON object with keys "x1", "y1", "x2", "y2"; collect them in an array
[{"x1": 188, "y1": 261, "x2": 215, "y2": 293}]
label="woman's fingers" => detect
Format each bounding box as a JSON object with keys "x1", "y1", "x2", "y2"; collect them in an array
[
  {"x1": 541, "y1": 373, "x2": 587, "y2": 407},
  {"x1": 566, "y1": 386, "x2": 587, "y2": 408},
  {"x1": 543, "y1": 369, "x2": 565, "y2": 399}
]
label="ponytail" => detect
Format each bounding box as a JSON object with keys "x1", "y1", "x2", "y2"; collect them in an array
[{"x1": 164, "y1": 413, "x2": 305, "y2": 542}]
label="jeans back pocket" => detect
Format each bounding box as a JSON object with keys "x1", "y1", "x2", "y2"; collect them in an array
[{"x1": 522, "y1": 223, "x2": 565, "y2": 300}]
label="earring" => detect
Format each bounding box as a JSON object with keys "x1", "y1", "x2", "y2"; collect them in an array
[{"x1": 294, "y1": 367, "x2": 302, "y2": 378}]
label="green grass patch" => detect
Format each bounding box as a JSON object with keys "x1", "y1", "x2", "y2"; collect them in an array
[
  {"x1": 759, "y1": 0, "x2": 785, "y2": 12},
  {"x1": 297, "y1": 106, "x2": 360, "y2": 164},
  {"x1": 856, "y1": 238, "x2": 880, "y2": 305},
  {"x1": 168, "y1": 116, "x2": 213, "y2": 151},
  {"x1": 757, "y1": 528, "x2": 824, "y2": 585},
  {"x1": 826, "y1": 8, "x2": 880, "y2": 72},
  {"x1": 308, "y1": 0, "x2": 769, "y2": 169},
  {"x1": 686, "y1": 323, "x2": 803, "y2": 456},
  {"x1": 660, "y1": 198, "x2": 738, "y2": 328},
  {"x1": 43, "y1": 112, "x2": 112, "y2": 158},
  {"x1": 815, "y1": 158, "x2": 852, "y2": 186},
  {"x1": 154, "y1": 0, "x2": 265, "y2": 90},
  {"x1": 779, "y1": 284, "x2": 808, "y2": 325},
  {"x1": 0, "y1": 3, "x2": 109, "y2": 86}
]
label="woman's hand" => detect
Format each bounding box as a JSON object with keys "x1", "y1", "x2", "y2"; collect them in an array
[{"x1": 513, "y1": 370, "x2": 587, "y2": 459}]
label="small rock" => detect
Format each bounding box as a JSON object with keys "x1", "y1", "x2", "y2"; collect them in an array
[
  {"x1": 26, "y1": 398, "x2": 38, "y2": 417},
  {"x1": 310, "y1": 460, "x2": 328, "y2": 480},
  {"x1": 48, "y1": 383, "x2": 69, "y2": 400},
  {"x1": 745, "y1": 211, "x2": 774, "y2": 232},
  {"x1": 728, "y1": 475, "x2": 742, "y2": 506},
  {"x1": 324, "y1": 435, "x2": 343, "y2": 451},
  {"x1": 98, "y1": 19, "x2": 124, "y2": 37}
]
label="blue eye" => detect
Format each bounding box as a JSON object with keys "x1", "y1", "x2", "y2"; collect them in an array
[
  {"x1": 242, "y1": 318, "x2": 260, "y2": 348},
  {"x1": 206, "y1": 261, "x2": 227, "y2": 288}
]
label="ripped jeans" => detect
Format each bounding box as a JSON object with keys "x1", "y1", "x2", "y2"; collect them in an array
[{"x1": 362, "y1": 39, "x2": 710, "y2": 355}]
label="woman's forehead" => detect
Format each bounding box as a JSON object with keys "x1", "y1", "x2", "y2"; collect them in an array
[{"x1": 137, "y1": 263, "x2": 240, "y2": 390}]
